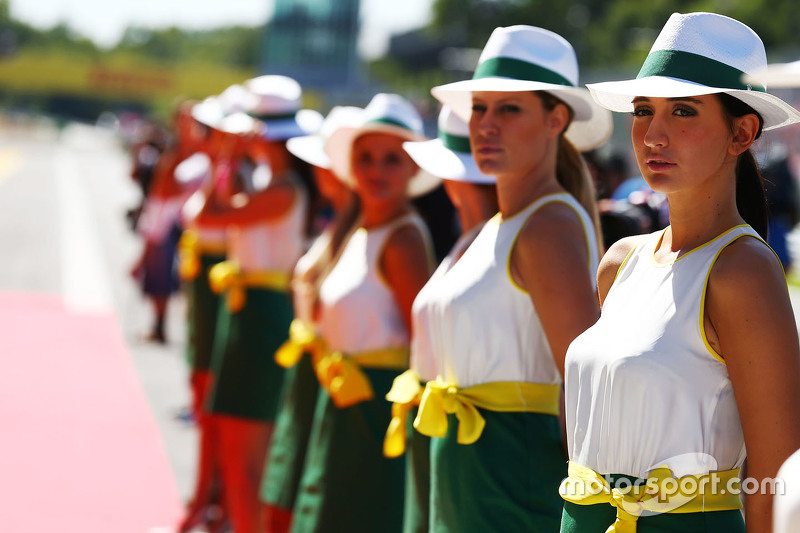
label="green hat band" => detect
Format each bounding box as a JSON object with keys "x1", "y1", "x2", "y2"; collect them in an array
[
  {"x1": 637, "y1": 49, "x2": 766, "y2": 92},
  {"x1": 248, "y1": 111, "x2": 298, "y2": 122},
  {"x1": 366, "y1": 117, "x2": 414, "y2": 132},
  {"x1": 439, "y1": 131, "x2": 471, "y2": 154},
  {"x1": 473, "y1": 56, "x2": 574, "y2": 87}
]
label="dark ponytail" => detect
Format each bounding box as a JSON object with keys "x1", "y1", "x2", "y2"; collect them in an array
[{"x1": 717, "y1": 93, "x2": 768, "y2": 239}]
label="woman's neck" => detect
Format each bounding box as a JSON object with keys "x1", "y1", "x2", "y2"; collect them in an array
[
  {"x1": 658, "y1": 171, "x2": 742, "y2": 258},
  {"x1": 457, "y1": 191, "x2": 498, "y2": 235},
  {"x1": 496, "y1": 169, "x2": 563, "y2": 220},
  {"x1": 361, "y1": 200, "x2": 411, "y2": 229}
]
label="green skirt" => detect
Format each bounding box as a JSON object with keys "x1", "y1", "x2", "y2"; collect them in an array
[
  {"x1": 429, "y1": 410, "x2": 567, "y2": 533},
  {"x1": 259, "y1": 351, "x2": 320, "y2": 509},
  {"x1": 184, "y1": 253, "x2": 226, "y2": 371},
  {"x1": 291, "y1": 368, "x2": 406, "y2": 533},
  {"x1": 207, "y1": 287, "x2": 292, "y2": 422},
  {"x1": 560, "y1": 473, "x2": 745, "y2": 533},
  {"x1": 404, "y1": 406, "x2": 430, "y2": 533}
]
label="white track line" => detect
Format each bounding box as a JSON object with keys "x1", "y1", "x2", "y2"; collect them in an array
[{"x1": 54, "y1": 147, "x2": 113, "y2": 314}]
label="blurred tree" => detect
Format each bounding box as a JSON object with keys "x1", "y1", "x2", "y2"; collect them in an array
[{"x1": 429, "y1": 0, "x2": 800, "y2": 70}]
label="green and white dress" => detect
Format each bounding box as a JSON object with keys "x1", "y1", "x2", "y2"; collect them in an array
[
  {"x1": 291, "y1": 212, "x2": 432, "y2": 533},
  {"x1": 416, "y1": 193, "x2": 598, "y2": 533}
]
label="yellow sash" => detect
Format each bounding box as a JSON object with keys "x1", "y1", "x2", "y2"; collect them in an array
[
  {"x1": 274, "y1": 319, "x2": 326, "y2": 369},
  {"x1": 413, "y1": 379, "x2": 560, "y2": 445},
  {"x1": 383, "y1": 369, "x2": 424, "y2": 458},
  {"x1": 559, "y1": 462, "x2": 743, "y2": 533},
  {"x1": 208, "y1": 261, "x2": 290, "y2": 312},
  {"x1": 314, "y1": 347, "x2": 409, "y2": 409},
  {"x1": 177, "y1": 230, "x2": 227, "y2": 281}
]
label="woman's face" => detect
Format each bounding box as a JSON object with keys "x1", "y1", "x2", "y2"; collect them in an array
[
  {"x1": 631, "y1": 95, "x2": 737, "y2": 195},
  {"x1": 351, "y1": 133, "x2": 418, "y2": 205},
  {"x1": 469, "y1": 91, "x2": 564, "y2": 180}
]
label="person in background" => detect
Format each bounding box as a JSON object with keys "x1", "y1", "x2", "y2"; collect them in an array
[
  {"x1": 413, "y1": 25, "x2": 610, "y2": 532},
  {"x1": 131, "y1": 101, "x2": 205, "y2": 344},
  {"x1": 177, "y1": 91, "x2": 241, "y2": 533},
  {"x1": 197, "y1": 75, "x2": 320, "y2": 533},
  {"x1": 290, "y1": 93, "x2": 438, "y2": 533},
  {"x1": 561, "y1": 12, "x2": 800, "y2": 532},
  {"x1": 383, "y1": 105, "x2": 498, "y2": 533},
  {"x1": 259, "y1": 105, "x2": 362, "y2": 533}
]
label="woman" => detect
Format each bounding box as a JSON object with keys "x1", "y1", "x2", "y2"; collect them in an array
[
  {"x1": 411, "y1": 25, "x2": 611, "y2": 532},
  {"x1": 560, "y1": 12, "x2": 800, "y2": 533},
  {"x1": 290, "y1": 93, "x2": 439, "y2": 533},
  {"x1": 259, "y1": 105, "x2": 362, "y2": 533},
  {"x1": 383, "y1": 105, "x2": 499, "y2": 533},
  {"x1": 197, "y1": 75, "x2": 319, "y2": 533}
]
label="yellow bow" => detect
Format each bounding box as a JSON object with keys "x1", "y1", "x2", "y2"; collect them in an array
[
  {"x1": 275, "y1": 319, "x2": 326, "y2": 368},
  {"x1": 382, "y1": 369, "x2": 424, "y2": 458},
  {"x1": 208, "y1": 261, "x2": 246, "y2": 312},
  {"x1": 177, "y1": 231, "x2": 202, "y2": 281},
  {"x1": 315, "y1": 351, "x2": 375, "y2": 408},
  {"x1": 413, "y1": 379, "x2": 561, "y2": 445},
  {"x1": 559, "y1": 462, "x2": 743, "y2": 533}
]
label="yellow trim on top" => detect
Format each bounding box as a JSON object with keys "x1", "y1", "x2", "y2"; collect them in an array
[
  {"x1": 613, "y1": 244, "x2": 640, "y2": 283},
  {"x1": 699, "y1": 227, "x2": 771, "y2": 365},
  {"x1": 505, "y1": 193, "x2": 589, "y2": 294},
  {"x1": 651, "y1": 225, "x2": 750, "y2": 267}
]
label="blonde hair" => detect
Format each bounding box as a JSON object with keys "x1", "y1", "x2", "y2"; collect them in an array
[{"x1": 539, "y1": 91, "x2": 604, "y2": 255}]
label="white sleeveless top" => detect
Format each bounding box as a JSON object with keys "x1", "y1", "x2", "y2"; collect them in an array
[
  {"x1": 424, "y1": 193, "x2": 599, "y2": 388},
  {"x1": 227, "y1": 172, "x2": 307, "y2": 273},
  {"x1": 565, "y1": 225, "x2": 761, "y2": 479},
  {"x1": 318, "y1": 212, "x2": 431, "y2": 354},
  {"x1": 410, "y1": 224, "x2": 483, "y2": 382}
]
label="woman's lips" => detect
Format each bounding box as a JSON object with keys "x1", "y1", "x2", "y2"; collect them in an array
[{"x1": 646, "y1": 157, "x2": 675, "y2": 172}]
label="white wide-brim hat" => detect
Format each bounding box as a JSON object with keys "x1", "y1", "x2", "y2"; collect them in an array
[
  {"x1": 402, "y1": 106, "x2": 494, "y2": 184},
  {"x1": 242, "y1": 75, "x2": 323, "y2": 140},
  {"x1": 191, "y1": 97, "x2": 226, "y2": 130},
  {"x1": 744, "y1": 60, "x2": 800, "y2": 89},
  {"x1": 431, "y1": 25, "x2": 613, "y2": 152},
  {"x1": 587, "y1": 12, "x2": 800, "y2": 131},
  {"x1": 286, "y1": 106, "x2": 364, "y2": 170},
  {"x1": 325, "y1": 93, "x2": 441, "y2": 198}
]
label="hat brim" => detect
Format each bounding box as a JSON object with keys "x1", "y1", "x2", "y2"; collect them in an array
[
  {"x1": 287, "y1": 135, "x2": 330, "y2": 169},
  {"x1": 403, "y1": 139, "x2": 495, "y2": 184},
  {"x1": 260, "y1": 109, "x2": 323, "y2": 141},
  {"x1": 744, "y1": 60, "x2": 800, "y2": 89},
  {"x1": 431, "y1": 77, "x2": 613, "y2": 152},
  {"x1": 326, "y1": 123, "x2": 441, "y2": 198},
  {"x1": 587, "y1": 76, "x2": 800, "y2": 131}
]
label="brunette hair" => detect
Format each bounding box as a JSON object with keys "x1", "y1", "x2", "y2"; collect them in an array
[{"x1": 716, "y1": 93, "x2": 768, "y2": 239}]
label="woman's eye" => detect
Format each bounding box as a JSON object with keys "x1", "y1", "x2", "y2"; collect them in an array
[
  {"x1": 471, "y1": 103, "x2": 486, "y2": 113},
  {"x1": 631, "y1": 106, "x2": 652, "y2": 117},
  {"x1": 500, "y1": 104, "x2": 520, "y2": 113},
  {"x1": 384, "y1": 153, "x2": 401, "y2": 166},
  {"x1": 673, "y1": 105, "x2": 696, "y2": 117}
]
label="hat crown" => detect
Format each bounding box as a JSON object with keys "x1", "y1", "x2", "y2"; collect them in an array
[
  {"x1": 437, "y1": 106, "x2": 469, "y2": 137},
  {"x1": 477, "y1": 25, "x2": 578, "y2": 86},
  {"x1": 362, "y1": 93, "x2": 424, "y2": 136},
  {"x1": 649, "y1": 12, "x2": 767, "y2": 79},
  {"x1": 320, "y1": 106, "x2": 363, "y2": 140},
  {"x1": 244, "y1": 75, "x2": 302, "y2": 116}
]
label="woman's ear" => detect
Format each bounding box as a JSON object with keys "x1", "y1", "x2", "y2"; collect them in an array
[
  {"x1": 548, "y1": 103, "x2": 570, "y2": 139},
  {"x1": 729, "y1": 114, "x2": 760, "y2": 156}
]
